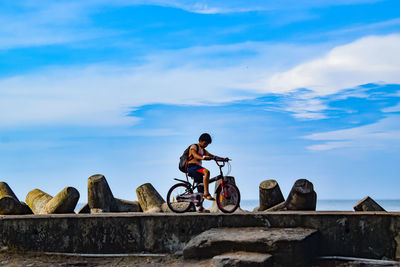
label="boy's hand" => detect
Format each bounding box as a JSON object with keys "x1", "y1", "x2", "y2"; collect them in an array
[{"x1": 203, "y1": 156, "x2": 213, "y2": 160}]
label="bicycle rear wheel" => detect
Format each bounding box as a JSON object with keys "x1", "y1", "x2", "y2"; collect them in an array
[
  {"x1": 216, "y1": 183, "x2": 240, "y2": 213},
  {"x1": 166, "y1": 183, "x2": 195, "y2": 213}
]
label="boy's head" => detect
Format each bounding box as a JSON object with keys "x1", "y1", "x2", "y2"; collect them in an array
[{"x1": 199, "y1": 133, "x2": 212, "y2": 148}]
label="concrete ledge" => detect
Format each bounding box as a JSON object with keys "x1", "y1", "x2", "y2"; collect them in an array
[{"x1": 1, "y1": 211, "x2": 400, "y2": 261}]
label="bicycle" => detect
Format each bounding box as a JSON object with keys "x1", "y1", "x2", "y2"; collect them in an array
[{"x1": 166, "y1": 157, "x2": 241, "y2": 213}]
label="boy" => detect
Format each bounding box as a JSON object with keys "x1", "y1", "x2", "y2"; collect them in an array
[{"x1": 187, "y1": 133, "x2": 226, "y2": 212}]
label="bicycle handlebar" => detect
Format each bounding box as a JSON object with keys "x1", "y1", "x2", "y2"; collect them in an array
[{"x1": 213, "y1": 156, "x2": 230, "y2": 162}]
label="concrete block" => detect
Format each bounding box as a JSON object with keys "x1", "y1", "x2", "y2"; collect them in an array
[
  {"x1": 183, "y1": 227, "x2": 319, "y2": 267},
  {"x1": 212, "y1": 252, "x2": 273, "y2": 267}
]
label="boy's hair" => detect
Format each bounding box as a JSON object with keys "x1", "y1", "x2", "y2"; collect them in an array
[{"x1": 199, "y1": 133, "x2": 212, "y2": 144}]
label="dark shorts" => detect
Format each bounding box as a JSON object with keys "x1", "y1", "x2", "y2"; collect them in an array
[{"x1": 187, "y1": 163, "x2": 205, "y2": 183}]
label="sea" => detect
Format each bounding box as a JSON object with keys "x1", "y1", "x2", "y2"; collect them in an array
[
  {"x1": 240, "y1": 199, "x2": 400, "y2": 212},
  {"x1": 75, "y1": 199, "x2": 400, "y2": 212}
]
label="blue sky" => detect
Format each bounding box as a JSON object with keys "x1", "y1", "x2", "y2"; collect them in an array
[{"x1": 1, "y1": 0, "x2": 400, "y2": 204}]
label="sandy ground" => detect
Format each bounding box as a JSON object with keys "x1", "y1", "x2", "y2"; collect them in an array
[
  {"x1": 0, "y1": 251, "x2": 214, "y2": 267},
  {"x1": 1, "y1": 250, "x2": 399, "y2": 266}
]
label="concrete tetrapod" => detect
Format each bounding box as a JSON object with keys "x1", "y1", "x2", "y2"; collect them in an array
[
  {"x1": 88, "y1": 174, "x2": 115, "y2": 213},
  {"x1": 87, "y1": 174, "x2": 142, "y2": 213},
  {"x1": 40, "y1": 187, "x2": 80, "y2": 214},
  {"x1": 0, "y1": 182, "x2": 32, "y2": 215},
  {"x1": 266, "y1": 178, "x2": 317, "y2": 211},
  {"x1": 114, "y1": 198, "x2": 142, "y2": 212},
  {"x1": 136, "y1": 183, "x2": 165, "y2": 212},
  {"x1": 354, "y1": 196, "x2": 386, "y2": 212},
  {"x1": 255, "y1": 179, "x2": 284, "y2": 212},
  {"x1": 26, "y1": 189, "x2": 53, "y2": 214}
]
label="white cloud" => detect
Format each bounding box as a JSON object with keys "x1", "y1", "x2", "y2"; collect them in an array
[
  {"x1": 2, "y1": 34, "x2": 400, "y2": 127},
  {"x1": 1, "y1": 40, "x2": 334, "y2": 127},
  {"x1": 0, "y1": 63, "x2": 257, "y2": 127},
  {"x1": 304, "y1": 114, "x2": 400, "y2": 151},
  {"x1": 265, "y1": 34, "x2": 400, "y2": 96}
]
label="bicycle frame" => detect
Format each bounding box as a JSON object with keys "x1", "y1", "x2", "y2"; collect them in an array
[
  {"x1": 175, "y1": 159, "x2": 230, "y2": 200},
  {"x1": 168, "y1": 158, "x2": 240, "y2": 213}
]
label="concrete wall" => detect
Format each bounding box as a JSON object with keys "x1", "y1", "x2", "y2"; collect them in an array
[{"x1": 1, "y1": 211, "x2": 399, "y2": 260}]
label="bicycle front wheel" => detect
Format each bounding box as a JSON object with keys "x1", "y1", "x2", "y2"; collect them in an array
[
  {"x1": 166, "y1": 183, "x2": 195, "y2": 213},
  {"x1": 216, "y1": 183, "x2": 241, "y2": 213}
]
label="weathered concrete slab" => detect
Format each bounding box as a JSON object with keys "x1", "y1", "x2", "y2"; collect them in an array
[
  {"x1": 183, "y1": 227, "x2": 318, "y2": 266},
  {"x1": 1, "y1": 211, "x2": 400, "y2": 261},
  {"x1": 212, "y1": 251, "x2": 273, "y2": 267}
]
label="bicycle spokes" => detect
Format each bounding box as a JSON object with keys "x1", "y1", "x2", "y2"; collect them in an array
[{"x1": 216, "y1": 183, "x2": 240, "y2": 213}]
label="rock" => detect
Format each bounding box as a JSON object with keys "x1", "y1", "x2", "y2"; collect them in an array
[
  {"x1": 258, "y1": 179, "x2": 284, "y2": 211},
  {"x1": 40, "y1": 187, "x2": 80, "y2": 214},
  {"x1": 0, "y1": 182, "x2": 32, "y2": 215},
  {"x1": 77, "y1": 203, "x2": 90, "y2": 214},
  {"x1": 136, "y1": 183, "x2": 165, "y2": 212},
  {"x1": 25, "y1": 189, "x2": 53, "y2": 214},
  {"x1": 88, "y1": 174, "x2": 115, "y2": 212},
  {"x1": 183, "y1": 227, "x2": 319, "y2": 266},
  {"x1": 266, "y1": 179, "x2": 316, "y2": 211},
  {"x1": 114, "y1": 198, "x2": 142, "y2": 212},
  {"x1": 212, "y1": 252, "x2": 273, "y2": 267},
  {"x1": 354, "y1": 196, "x2": 386, "y2": 212}
]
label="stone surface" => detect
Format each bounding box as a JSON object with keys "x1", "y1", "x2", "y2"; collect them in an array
[
  {"x1": 212, "y1": 252, "x2": 273, "y2": 267},
  {"x1": 40, "y1": 187, "x2": 80, "y2": 214},
  {"x1": 258, "y1": 179, "x2": 284, "y2": 211},
  {"x1": 136, "y1": 183, "x2": 165, "y2": 212},
  {"x1": 183, "y1": 227, "x2": 319, "y2": 266},
  {"x1": 25, "y1": 189, "x2": 53, "y2": 214},
  {"x1": 354, "y1": 196, "x2": 386, "y2": 212},
  {"x1": 88, "y1": 174, "x2": 115, "y2": 212}
]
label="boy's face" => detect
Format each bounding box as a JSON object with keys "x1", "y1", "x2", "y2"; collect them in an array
[{"x1": 199, "y1": 140, "x2": 209, "y2": 148}]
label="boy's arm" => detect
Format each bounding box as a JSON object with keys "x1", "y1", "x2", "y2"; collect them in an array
[
  {"x1": 205, "y1": 149, "x2": 227, "y2": 161},
  {"x1": 204, "y1": 149, "x2": 215, "y2": 160},
  {"x1": 190, "y1": 145, "x2": 204, "y2": 160}
]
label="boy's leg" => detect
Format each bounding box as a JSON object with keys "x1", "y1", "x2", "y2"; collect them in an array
[{"x1": 202, "y1": 168, "x2": 211, "y2": 195}]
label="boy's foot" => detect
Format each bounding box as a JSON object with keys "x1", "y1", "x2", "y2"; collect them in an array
[
  {"x1": 203, "y1": 193, "x2": 215, "y2": 201},
  {"x1": 198, "y1": 207, "x2": 210, "y2": 213}
]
